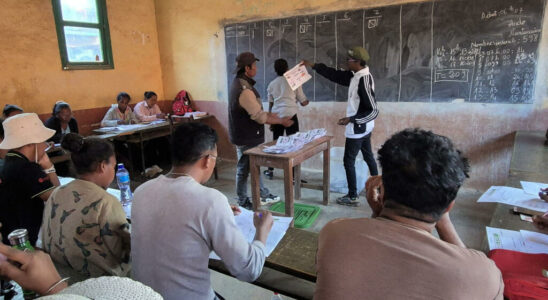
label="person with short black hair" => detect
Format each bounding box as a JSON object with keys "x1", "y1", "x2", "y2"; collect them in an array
[
  {"x1": 44, "y1": 101, "x2": 79, "y2": 144},
  {"x1": 303, "y1": 46, "x2": 379, "y2": 206},
  {"x1": 229, "y1": 52, "x2": 294, "y2": 208},
  {"x1": 41, "y1": 133, "x2": 130, "y2": 280},
  {"x1": 2, "y1": 104, "x2": 23, "y2": 119},
  {"x1": 132, "y1": 122, "x2": 273, "y2": 300},
  {"x1": 263, "y1": 58, "x2": 310, "y2": 179},
  {"x1": 0, "y1": 113, "x2": 60, "y2": 246},
  {"x1": 133, "y1": 91, "x2": 165, "y2": 122},
  {"x1": 314, "y1": 128, "x2": 503, "y2": 300},
  {"x1": 101, "y1": 92, "x2": 139, "y2": 127}
]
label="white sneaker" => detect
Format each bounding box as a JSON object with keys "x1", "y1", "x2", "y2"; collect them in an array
[{"x1": 261, "y1": 194, "x2": 280, "y2": 204}]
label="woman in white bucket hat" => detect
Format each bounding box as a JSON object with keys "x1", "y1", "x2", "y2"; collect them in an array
[{"x1": 0, "y1": 113, "x2": 61, "y2": 246}]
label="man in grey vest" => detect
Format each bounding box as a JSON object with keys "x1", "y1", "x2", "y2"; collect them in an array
[{"x1": 228, "y1": 52, "x2": 294, "y2": 209}]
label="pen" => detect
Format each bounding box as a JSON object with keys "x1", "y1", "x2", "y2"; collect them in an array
[{"x1": 259, "y1": 213, "x2": 263, "y2": 219}]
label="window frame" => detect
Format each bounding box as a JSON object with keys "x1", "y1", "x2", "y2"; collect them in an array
[{"x1": 51, "y1": 0, "x2": 114, "y2": 70}]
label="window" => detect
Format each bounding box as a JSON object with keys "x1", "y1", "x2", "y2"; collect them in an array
[{"x1": 51, "y1": 0, "x2": 114, "y2": 70}]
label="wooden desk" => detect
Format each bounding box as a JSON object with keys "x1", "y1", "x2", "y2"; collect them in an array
[
  {"x1": 244, "y1": 136, "x2": 333, "y2": 221},
  {"x1": 483, "y1": 131, "x2": 548, "y2": 251},
  {"x1": 209, "y1": 227, "x2": 318, "y2": 299},
  {"x1": 47, "y1": 145, "x2": 71, "y2": 164}
]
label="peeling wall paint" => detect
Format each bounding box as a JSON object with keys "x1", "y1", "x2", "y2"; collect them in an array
[{"x1": 0, "y1": 0, "x2": 164, "y2": 114}]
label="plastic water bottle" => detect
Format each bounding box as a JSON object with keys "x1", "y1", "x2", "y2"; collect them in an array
[
  {"x1": 116, "y1": 163, "x2": 133, "y2": 206},
  {"x1": 271, "y1": 293, "x2": 283, "y2": 300}
]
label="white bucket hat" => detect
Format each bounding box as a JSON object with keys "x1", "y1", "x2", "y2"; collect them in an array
[{"x1": 0, "y1": 113, "x2": 55, "y2": 149}]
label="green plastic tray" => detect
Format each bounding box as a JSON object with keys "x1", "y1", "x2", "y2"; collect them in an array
[{"x1": 269, "y1": 202, "x2": 321, "y2": 229}]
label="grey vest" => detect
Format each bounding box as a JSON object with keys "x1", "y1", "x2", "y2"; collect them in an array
[{"x1": 228, "y1": 75, "x2": 264, "y2": 146}]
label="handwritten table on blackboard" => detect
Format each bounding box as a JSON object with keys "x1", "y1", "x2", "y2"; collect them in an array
[{"x1": 225, "y1": 0, "x2": 545, "y2": 104}]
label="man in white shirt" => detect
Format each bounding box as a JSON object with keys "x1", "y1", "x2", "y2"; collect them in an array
[
  {"x1": 264, "y1": 59, "x2": 309, "y2": 179},
  {"x1": 131, "y1": 122, "x2": 274, "y2": 300},
  {"x1": 303, "y1": 46, "x2": 379, "y2": 206}
]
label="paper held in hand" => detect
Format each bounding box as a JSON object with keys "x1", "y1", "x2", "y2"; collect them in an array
[{"x1": 284, "y1": 64, "x2": 312, "y2": 91}]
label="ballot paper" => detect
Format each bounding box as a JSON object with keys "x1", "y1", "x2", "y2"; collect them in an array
[
  {"x1": 263, "y1": 128, "x2": 327, "y2": 154},
  {"x1": 210, "y1": 208, "x2": 293, "y2": 260},
  {"x1": 486, "y1": 227, "x2": 528, "y2": 252},
  {"x1": 486, "y1": 227, "x2": 548, "y2": 254},
  {"x1": 477, "y1": 186, "x2": 548, "y2": 213},
  {"x1": 283, "y1": 64, "x2": 312, "y2": 91},
  {"x1": 520, "y1": 181, "x2": 548, "y2": 196},
  {"x1": 520, "y1": 230, "x2": 548, "y2": 254}
]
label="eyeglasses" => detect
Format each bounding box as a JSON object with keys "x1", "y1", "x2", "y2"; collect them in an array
[
  {"x1": 347, "y1": 58, "x2": 359, "y2": 62},
  {"x1": 207, "y1": 154, "x2": 217, "y2": 161}
]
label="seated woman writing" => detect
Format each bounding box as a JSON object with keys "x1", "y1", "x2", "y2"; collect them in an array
[
  {"x1": 44, "y1": 101, "x2": 79, "y2": 144},
  {"x1": 41, "y1": 133, "x2": 130, "y2": 281},
  {"x1": 101, "y1": 92, "x2": 139, "y2": 127},
  {"x1": 133, "y1": 91, "x2": 165, "y2": 122}
]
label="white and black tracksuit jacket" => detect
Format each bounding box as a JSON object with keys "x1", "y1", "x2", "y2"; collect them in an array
[{"x1": 314, "y1": 63, "x2": 378, "y2": 139}]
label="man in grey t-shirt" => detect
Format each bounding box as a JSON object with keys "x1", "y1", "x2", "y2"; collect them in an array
[{"x1": 132, "y1": 123, "x2": 274, "y2": 300}]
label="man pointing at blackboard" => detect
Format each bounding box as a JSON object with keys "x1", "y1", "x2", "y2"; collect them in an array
[{"x1": 302, "y1": 46, "x2": 379, "y2": 207}]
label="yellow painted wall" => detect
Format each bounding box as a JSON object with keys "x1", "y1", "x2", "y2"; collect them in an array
[
  {"x1": 0, "y1": 0, "x2": 164, "y2": 114},
  {"x1": 154, "y1": 0, "x2": 548, "y2": 189}
]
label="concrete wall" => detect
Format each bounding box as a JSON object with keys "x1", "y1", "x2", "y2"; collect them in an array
[
  {"x1": 155, "y1": 0, "x2": 548, "y2": 190},
  {"x1": 0, "y1": 0, "x2": 164, "y2": 114}
]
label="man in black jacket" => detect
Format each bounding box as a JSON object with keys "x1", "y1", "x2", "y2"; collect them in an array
[
  {"x1": 228, "y1": 52, "x2": 293, "y2": 209},
  {"x1": 302, "y1": 46, "x2": 379, "y2": 206}
]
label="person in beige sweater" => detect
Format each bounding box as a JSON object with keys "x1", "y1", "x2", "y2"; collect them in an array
[
  {"x1": 100, "y1": 92, "x2": 138, "y2": 127},
  {"x1": 41, "y1": 133, "x2": 130, "y2": 280},
  {"x1": 315, "y1": 129, "x2": 504, "y2": 300}
]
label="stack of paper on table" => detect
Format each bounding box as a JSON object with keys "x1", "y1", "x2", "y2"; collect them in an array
[
  {"x1": 477, "y1": 184, "x2": 548, "y2": 213},
  {"x1": 486, "y1": 227, "x2": 548, "y2": 254},
  {"x1": 172, "y1": 111, "x2": 208, "y2": 119},
  {"x1": 210, "y1": 207, "x2": 293, "y2": 260},
  {"x1": 263, "y1": 128, "x2": 327, "y2": 154}
]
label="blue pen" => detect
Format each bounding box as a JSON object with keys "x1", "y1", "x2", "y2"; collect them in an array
[{"x1": 259, "y1": 213, "x2": 263, "y2": 219}]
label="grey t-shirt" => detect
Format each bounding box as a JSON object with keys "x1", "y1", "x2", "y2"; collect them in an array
[{"x1": 131, "y1": 175, "x2": 266, "y2": 300}]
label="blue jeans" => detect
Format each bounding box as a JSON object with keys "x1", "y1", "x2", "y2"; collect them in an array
[
  {"x1": 344, "y1": 134, "x2": 379, "y2": 197},
  {"x1": 236, "y1": 145, "x2": 269, "y2": 201}
]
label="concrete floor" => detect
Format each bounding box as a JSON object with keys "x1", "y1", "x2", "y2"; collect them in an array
[{"x1": 178, "y1": 160, "x2": 496, "y2": 299}]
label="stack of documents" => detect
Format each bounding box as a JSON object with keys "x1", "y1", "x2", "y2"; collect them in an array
[
  {"x1": 263, "y1": 128, "x2": 327, "y2": 154},
  {"x1": 477, "y1": 181, "x2": 548, "y2": 212},
  {"x1": 486, "y1": 227, "x2": 548, "y2": 254},
  {"x1": 210, "y1": 207, "x2": 293, "y2": 259}
]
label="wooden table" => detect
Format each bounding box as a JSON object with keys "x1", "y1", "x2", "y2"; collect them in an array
[
  {"x1": 244, "y1": 136, "x2": 333, "y2": 220},
  {"x1": 209, "y1": 227, "x2": 318, "y2": 299},
  {"x1": 94, "y1": 115, "x2": 214, "y2": 171},
  {"x1": 482, "y1": 131, "x2": 548, "y2": 251}
]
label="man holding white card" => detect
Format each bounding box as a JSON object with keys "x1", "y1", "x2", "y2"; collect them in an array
[{"x1": 302, "y1": 46, "x2": 379, "y2": 206}]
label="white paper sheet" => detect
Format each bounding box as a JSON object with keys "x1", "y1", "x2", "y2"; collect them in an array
[
  {"x1": 283, "y1": 64, "x2": 312, "y2": 91},
  {"x1": 520, "y1": 230, "x2": 548, "y2": 254},
  {"x1": 486, "y1": 227, "x2": 528, "y2": 252},
  {"x1": 477, "y1": 186, "x2": 548, "y2": 212},
  {"x1": 210, "y1": 207, "x2": 293, "y2": 260},
  {"x1": 520, "y1": 181, "x2": 548, "y2": 196}
]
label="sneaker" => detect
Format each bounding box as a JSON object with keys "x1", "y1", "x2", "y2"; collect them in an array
[
  {"x1": 263, "y1": 169, "x2": 273, "y2": 180},
  {"x1": 238, "y1": 197, "x2": 253, "y2": 210},
  {"x1": 261, "y1": 193, "x2": 280, "y2": 204},
  {"x1": 336, "y1": 194, "x2": 359, "y2": 207}
]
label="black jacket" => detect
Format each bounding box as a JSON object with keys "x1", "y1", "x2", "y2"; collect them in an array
[{"x1": 44, "y1": 116, "x2": 79, "y2": 143}]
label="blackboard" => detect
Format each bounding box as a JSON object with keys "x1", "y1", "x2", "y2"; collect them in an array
[{"x1": 225, "y1": 0, "x2": 546, "y2": 103}]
